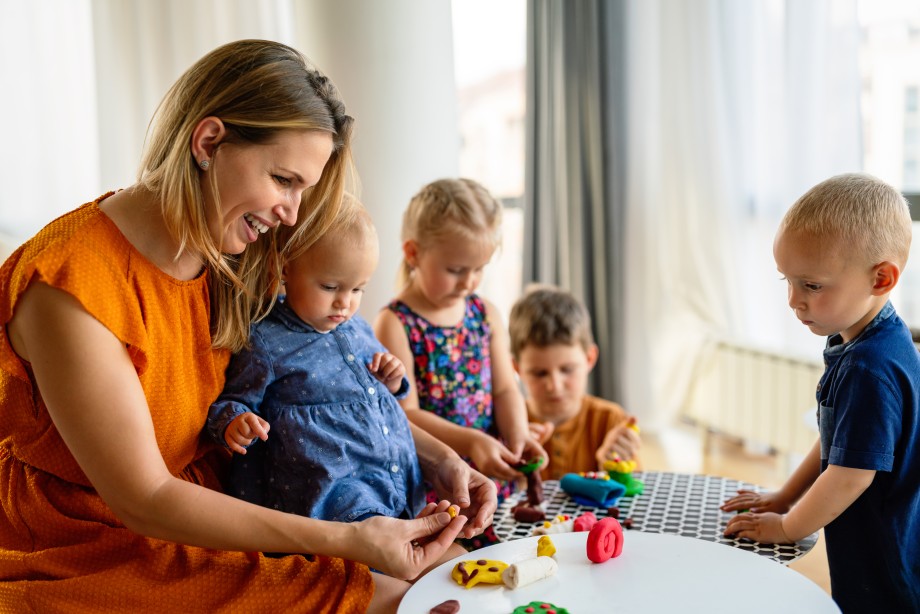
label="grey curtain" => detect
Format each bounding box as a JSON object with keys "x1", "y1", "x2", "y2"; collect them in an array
[{"x1": 524, "y1": 0, "x2": 626, "y2": 401}]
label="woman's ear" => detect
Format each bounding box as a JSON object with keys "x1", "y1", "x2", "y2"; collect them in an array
[
  {"x1": 872, "y1": 261, "x2": 901, "y2": 295},
  {"x1": 190, "y1": 116, "x2": 226, "y2": 165}
]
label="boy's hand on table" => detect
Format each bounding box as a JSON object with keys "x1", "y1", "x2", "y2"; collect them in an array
[
  {"x1": 367, "y1": 352, "x2": 407, "y2": 394},
  {"x1": 595, "y1": 422, "x2": 641, "y2": 466},
  {"x1": 720, "y1": 489, "x2": 792, "y2": 514},
  {"x1": 224, "y1": 412, "x2": 270, "y2": 455},
  {"x1": 723, "y1": 511, "x2": 793, "y2": 544}
]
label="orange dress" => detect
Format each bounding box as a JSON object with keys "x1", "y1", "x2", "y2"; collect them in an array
[{"x1": 0, "y1": 196, "x2": 373, "y2": 612}]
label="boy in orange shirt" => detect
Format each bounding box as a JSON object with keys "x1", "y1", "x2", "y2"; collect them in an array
[{"x1": 509, "y1": 285, "x2": 641, "y2": 480}]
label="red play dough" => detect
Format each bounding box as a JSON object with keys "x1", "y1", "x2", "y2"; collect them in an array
[{"x1": 586, "y1": 517, "x2": 624, "y2": 563}]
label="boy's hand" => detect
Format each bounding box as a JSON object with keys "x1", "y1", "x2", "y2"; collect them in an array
[
  {"x1": 528, "y1": 420, "x2": 554, "y2": 445},
  {"x1": 720, "y1": 489, "x2": 792, "y2": 514},
  {"x1": 723, "y1": 511, "x2": 793, "y2": 544},
  {"x1": 595, "y1": 420, "x2": 641, "y2": 466},
  {"x1": 224, "y1": 412, "x2": 270, "y2": 455},
  {"x1": 367, "y1": 352, "x2": 406, "y2": 394}
]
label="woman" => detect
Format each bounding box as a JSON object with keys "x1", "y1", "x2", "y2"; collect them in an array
[{"x1": 0, "y1": 40, "x2": 495, "y2": 613}]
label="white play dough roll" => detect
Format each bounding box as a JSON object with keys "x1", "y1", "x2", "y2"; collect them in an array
[{"x1": 501, "y1": 556, "x2": 559, "y2": 589}]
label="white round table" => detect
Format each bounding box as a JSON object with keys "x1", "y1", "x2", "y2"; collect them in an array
[{"x1": 398, "y1": 531, "x2": 839, "y2": 614}]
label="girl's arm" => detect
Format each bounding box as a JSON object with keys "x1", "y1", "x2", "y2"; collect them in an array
[
  {"x1": 10, "y1": 283, "x2": 464, "y2": 580},
  {"x1": 483, "y1": 299, "x2": 546, "y2": 466},
  {"x1": 374, "y1": 306, "x2": 530, "y2": 481}
]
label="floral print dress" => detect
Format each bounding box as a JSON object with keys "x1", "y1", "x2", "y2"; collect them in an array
[{"x1": 387, "y1": 295, "x2": 514, "y2": 548}]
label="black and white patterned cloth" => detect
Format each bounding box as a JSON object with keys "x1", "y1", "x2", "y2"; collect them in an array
[{"x1": 492, "y1": 471, "x2": 818, "y2": 564}]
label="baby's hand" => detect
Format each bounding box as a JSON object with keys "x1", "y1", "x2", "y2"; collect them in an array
[
  {"x1": 367, "y1": 352, "x2": 407, "y2": 394},
  {"x1": 224, "y1": 412, "x2": 270, "y2": 455}
]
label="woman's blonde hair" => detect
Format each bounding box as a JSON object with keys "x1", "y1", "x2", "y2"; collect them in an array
[
  {"x1": 398, "y1": 178, "x2": 503, "y2": 288},
  {"x1": 138, "y1": 39, "x2": 355, "y2": 351}
]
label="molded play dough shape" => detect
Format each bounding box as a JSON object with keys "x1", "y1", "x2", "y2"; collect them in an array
[
  {"x1": 559, "y1": 472, "x2": 626, "y2": 507},
  {"x1": 450, "y1": 559, "x2": 509, "y2": 588},
  {"x1": 501, "y1": 556, "x2": 558, "y2": 589},
  {"x1": 536, "y1": 535, "x2": 556, "y2": 558},
  {"x1": 511, "y1": 601, "x2": 570, "y2": 614},
  {"x1": 586, "y1": 517, "x2": 624, "y2": 563}
]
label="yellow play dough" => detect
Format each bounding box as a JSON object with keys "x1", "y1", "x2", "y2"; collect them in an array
[{"x1": 450, "y1": 559, "x2": 510, "y2": 588}]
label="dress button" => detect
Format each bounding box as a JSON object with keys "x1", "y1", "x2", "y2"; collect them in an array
[
  {"x1": 383, "y1": 426, "x2": 389, "y2": 436},
  {"x1": 391, "y1": 464, "x2": 399, "y2": 473},
  {"x1": 347, "y1": 354, "x2": 355, "y2": 362},
  {"x1": 368, "y1": 387, "x2": 376, "y2": 395}
]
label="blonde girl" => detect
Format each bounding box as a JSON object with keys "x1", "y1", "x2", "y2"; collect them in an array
[{"x1": 375, "y1": 178, "x2": 546, "y2": 547}]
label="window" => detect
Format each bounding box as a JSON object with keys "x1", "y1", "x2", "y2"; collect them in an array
[{"x1": 452, "y1": 0, "x2": 526, "y2": 321}]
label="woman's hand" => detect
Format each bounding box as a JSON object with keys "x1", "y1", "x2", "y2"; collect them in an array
[
  {"x1": 720, "y1": 489, "x2": 792, "y2": 514},
  {"x1": 350, "y1": 511, "x2": 468, "y2": 580},
  {"x1": 426, "y1": 453, "x2": 497, "y2": 539}
]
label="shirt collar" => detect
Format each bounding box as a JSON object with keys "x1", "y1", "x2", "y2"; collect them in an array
[{"x1": 825, "y1": 300, "x2": 894, "y2": 356}]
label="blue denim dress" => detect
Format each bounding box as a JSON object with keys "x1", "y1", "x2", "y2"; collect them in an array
[{"x1": 207, "y1": 301, "x2": 425, "y2": 523}]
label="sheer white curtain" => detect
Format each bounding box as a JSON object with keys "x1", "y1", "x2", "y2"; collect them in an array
[
  {"x1": 621, "y1": 0, "x2": 861, "y2": 428},
  {"x1": 0, "y1": 0, "x2": 295, "y2": 242}
]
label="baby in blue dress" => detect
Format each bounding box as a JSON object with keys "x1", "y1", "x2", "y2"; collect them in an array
[{"x1": 207, "y1": 197, "x2": 426, "y2": 524}]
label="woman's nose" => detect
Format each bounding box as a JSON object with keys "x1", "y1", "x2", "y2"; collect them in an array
[{"x1": 273, "y1": 201, "x2": 298, "y2": 227}]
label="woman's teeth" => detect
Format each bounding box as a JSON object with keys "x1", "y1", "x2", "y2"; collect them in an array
[{"x1": 243, "y1": 213, "x2": 269, "y2": 234}]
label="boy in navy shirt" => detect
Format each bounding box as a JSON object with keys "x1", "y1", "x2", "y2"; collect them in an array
[{"x1": 723, "y1": 173, "x2": 920, "y2": 613}]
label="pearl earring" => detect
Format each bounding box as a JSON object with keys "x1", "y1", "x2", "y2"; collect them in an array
[{"x1": 199, "y1": 160, "x2": 210, "y2": 170}]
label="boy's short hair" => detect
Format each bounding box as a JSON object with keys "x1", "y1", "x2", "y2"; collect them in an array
[
  {"x1": 780, "y1": 173, "x2": 912, "y2": 267},
  {"x1": 509, "y1": 284, "x2": 595, "y2": 359}
]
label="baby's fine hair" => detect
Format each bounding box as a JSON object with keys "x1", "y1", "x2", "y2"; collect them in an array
[
  {"x1": 398, "y1": 178, "x2": 503, "y2": 288},
  {"x1": 509, "y1": 284, "x2": 595, "y2": 360},
  {"x1": 780, "y1": 173, "x2": 912, "y2": 267},
  {"x1": 138, "y1": 39, "x2": 356, "y2": 352},
  {"x1": 281, "y1": 193, "x2": 378, "y2": 263}
]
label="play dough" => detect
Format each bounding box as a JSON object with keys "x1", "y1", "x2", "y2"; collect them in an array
[
  {"x1": 502, "y1": 556, "x2": 558, "y2": 589},
  {"x1": 450, "y1": 559, "x2": 509, "y2": 588},
  {"x1": 586, "y1": 517, "x2": 624, "y2": 563},
  {"x1": 537, "y1": 535, "x2": 556, "y2": 558},
  {"x1": 511, "y1": 601, "x2": 570, "y2": 614},
  {"x1": 428, "y1": 599, "x2": 460, "y2": 614}
]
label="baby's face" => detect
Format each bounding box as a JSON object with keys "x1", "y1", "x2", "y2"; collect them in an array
[
  {"x1": 515, "y1": 342, "x2": 597, "y2": 425},
  {"x1": 774, "y1": 228, "x2": 880, "y2": 342},
  {"x1": 282, "y1": 235, "x2": 378, "y2": 332}
]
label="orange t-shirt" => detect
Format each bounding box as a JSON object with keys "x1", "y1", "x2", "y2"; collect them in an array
[
  {"x1": 528, "y1": 395, "x2": 633, "y2": 480},
  {"x1": 0, "y1": 196, "x2": 372, "y2": 612}
]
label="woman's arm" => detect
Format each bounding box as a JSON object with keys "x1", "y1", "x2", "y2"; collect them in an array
[{"x1": 10, "y1": 282, "x2": 464, "y2": 579}]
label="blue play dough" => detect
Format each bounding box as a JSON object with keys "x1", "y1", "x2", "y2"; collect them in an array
[{"x1": 559, "y1": 473, "x2": 626, "y2": 507}]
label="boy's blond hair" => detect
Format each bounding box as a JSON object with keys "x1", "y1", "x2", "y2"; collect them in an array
[
  {"x1": 397, "y1": 178, "x2": 503, "y2": 288},
  {"x1": 779, "y1": 173, "x2": 912, "y2": 268},
  {"x1": 509, "y1": 284, "x2": 595, "y2": 360}
]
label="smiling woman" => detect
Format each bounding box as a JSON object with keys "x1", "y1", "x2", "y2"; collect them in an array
[{"x1": 0, "y1": 39, "x2": 495, "y2": 613}]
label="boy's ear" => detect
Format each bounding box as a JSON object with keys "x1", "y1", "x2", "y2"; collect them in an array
[
  {"x1": 512, "y1": 357, "x2": 521, "y2": 375},
  {"x1": 402, "y1": 240, "x2": 420, "y2": 268},
  {"x1": 585, "y1": 343, "x2": 599, "y2": 371},
  {"x1": 871, "y1": 261, "x2": 900, "y2": 295}
]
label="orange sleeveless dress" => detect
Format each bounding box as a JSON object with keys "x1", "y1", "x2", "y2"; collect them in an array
[{"x1": 0, "y1": 196, "x2": 373, "y2": 612}]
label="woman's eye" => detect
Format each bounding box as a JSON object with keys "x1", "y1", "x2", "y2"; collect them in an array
[{"x1": 273, "y1": 175, "x2": 291, "y2": 186}]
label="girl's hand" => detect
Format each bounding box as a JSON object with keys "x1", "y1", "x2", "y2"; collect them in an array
[
  {"x1": 723, "y1": 511, "x2": 792, "y2": 544},
  {"x1": 720, "y1": 489, "x2": 792, "y2": 514},
  {"x1": 528, "y1": 421, "x2": 554, "y2": 445},
  {"x1": 427, "y1": 455, "x2": 498, "y2": 539},
  {"x1": 351, "y1": 511, "x2": 468, "y2": 580},
  {"x1": 467, "y1": 430, "x2": 522, "y2": 482},
  {"x1": 595, "y1": 422, "x2": 641, "y2": 466},
  {"x1": 367, "y1": 352, "x2": 407, "y2": 394},
  {"x1": 518, "y1": 436, "x2": 549, "y2": 472},
  {"x1": 224, "y1": 412, "x2": 270, "y2": 454}
]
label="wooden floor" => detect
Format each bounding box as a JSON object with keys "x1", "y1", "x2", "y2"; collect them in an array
[{"x1": 640, "y1": 422, "x2": 831, "y2": 595}]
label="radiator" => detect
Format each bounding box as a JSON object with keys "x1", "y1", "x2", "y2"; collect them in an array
[{"x1": 681, "y1": 340, "x2": 824, "y2": 458}]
